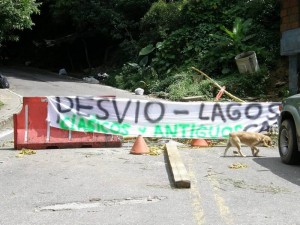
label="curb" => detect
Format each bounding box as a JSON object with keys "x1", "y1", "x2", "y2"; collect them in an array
[{"x1": 0, "y1": 89, "x2": 22, "y2": 130}]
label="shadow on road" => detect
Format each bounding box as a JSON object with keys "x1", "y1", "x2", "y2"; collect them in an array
[
  {"x1": 163, "y1": 151, "x2": 176, "y2": 188},
  {"x1": 253, "y1": 157, "x2": 300, "y2": 186},
  {"x1": 1, "y1": 65, "x2": 82, "y2": 83}
]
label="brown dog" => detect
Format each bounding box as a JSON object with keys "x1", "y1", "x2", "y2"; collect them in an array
[{"x1": 224, "y1": 131, "x2": 272, "y2": 157}]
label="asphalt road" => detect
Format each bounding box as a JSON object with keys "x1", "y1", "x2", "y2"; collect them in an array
[
  {"x1": 0, "y1": 66, "x2": 155, "y2": 99},
  {"x1": 181, "y1": 146, "x2": 300, "y2": 225},
  {"x1": 1, "y1": 66, "x2": 300, "y2": 225}
]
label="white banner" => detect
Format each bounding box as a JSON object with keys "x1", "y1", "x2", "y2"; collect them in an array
[{"x1": 47, "y1": 96, "x2": 280, "y2": 139}]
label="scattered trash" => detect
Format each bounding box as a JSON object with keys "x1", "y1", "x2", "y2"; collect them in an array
[
  {"x1": 24, "y1": 61, "x2": 32, "y2": 66},
  {"x1": 275, "y1": 81, "x2": 286, "y2": 88},
  {"x1": 228, "y1": 162, "x2": 248, "y2": 169},
  {"x1": 16, "y1": 148, "x2": 36, "y2": 157},
  {"x1": 58, "y1": 68, "x2": 67, "y2": 76},
  {"x1": 135, "y1": 88, "x2": 144, "y2": 95},
  {"x1": 94, "y1": 73, "x2": 109, "y2": 81},
  {"x1": 83, "y1": 76, "x2": 100, "y2": 84},
  {"x1": 149, "y1": 146, "x2": 164, "y2": 156},
  {"x1": 0, "y1": 74, "x2": 9, "y2": 89}
]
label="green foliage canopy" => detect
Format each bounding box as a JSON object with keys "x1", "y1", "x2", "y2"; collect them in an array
[
  {"x1": 0, "y1": 0, "x2": 40, "y2": 44},
  {"x1": 117, "y1": 0, "x2": 280, "y2": 100},
  {"x1": 50, "y1": 0, "x2": 154, "y2": 40},
  {"x1": 6, "y1": 0, "x2": 280, "y2": 101}
]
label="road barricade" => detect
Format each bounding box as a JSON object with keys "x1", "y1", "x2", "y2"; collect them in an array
[{"x1": 14, "y1": 97, "x2": 122, "y2": 150}]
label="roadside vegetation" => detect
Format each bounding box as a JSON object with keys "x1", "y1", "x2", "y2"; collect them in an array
[
  {"x1": 1, "y1": 0, "x2": 284, "y2": 101},
  {"x1": 0, "y1": 0, "x2": 39, "y2": 43}
]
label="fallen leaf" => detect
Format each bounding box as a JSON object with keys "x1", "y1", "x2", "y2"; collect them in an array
[{"x1": 228, "y1": 162, "x2": 248, "y2": 169}]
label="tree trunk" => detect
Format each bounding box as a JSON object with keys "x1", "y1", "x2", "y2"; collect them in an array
[
  {"x1": 67, "y1": 47, "x2": 74, "y2": 71},
  {"x1": 81, "y1": 39, "x2": 92, "y2": 72}
]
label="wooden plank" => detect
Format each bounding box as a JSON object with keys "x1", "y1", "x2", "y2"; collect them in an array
[
  {"x1": 165, "y1": 143, "x2": 190, "y2": 188},
  {"x1": 181, "y1": 96, "x2": 205, "y2": 102}
]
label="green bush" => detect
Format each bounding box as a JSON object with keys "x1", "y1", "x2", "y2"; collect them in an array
[
  {"x1": 140, "y1": 0, "x2": 183, "y2": 40},
  {"x1": 152, "y1": 23, "x2": 219, "y2": 75},
  {"x1": 166, "y1": 72, "x2": 213, "y2": 101},
  {"x1": 181, "y1": 0, "x2": 236, "y2": 25},
  {"x1": 219, "y1": 66, "x2": 270, "y2": 98},
  {"x1": 115, "y1": 0, "x2": 280, "y2": 100},
  {"x1": 115, "y1": 62, "x2": 158, "y2": 94}
]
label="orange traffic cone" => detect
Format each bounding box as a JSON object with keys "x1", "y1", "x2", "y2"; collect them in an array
[
  {"x1": 191, "y1": 139, "x2": 209, "y2": 147},
  {"x1": 130, "y1": 135, "x2": 150, "y2": 155}
]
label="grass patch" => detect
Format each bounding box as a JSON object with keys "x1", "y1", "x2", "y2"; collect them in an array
[
  {"x1": 0, "y1": 100, "x2": 4, "y2": 109},
  {"x1": 160, "y1": 67, "x2": 271, "y2": 101}
]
